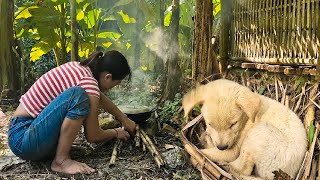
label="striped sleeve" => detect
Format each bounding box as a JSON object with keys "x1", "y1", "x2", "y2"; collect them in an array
[{"x1": 77, "y1": 76, "x2": 100, "y2": 98}]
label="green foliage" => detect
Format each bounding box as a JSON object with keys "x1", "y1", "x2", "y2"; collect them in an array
[
  {"x1": 293, "y1": 76, "x2": 308, "y2": 92},
  {"x1": 308, "y1": 122, "x2": 315, "y2": 146},
  {"x1": 158, "y1": 93, "x2": 183, "y2": 124}
]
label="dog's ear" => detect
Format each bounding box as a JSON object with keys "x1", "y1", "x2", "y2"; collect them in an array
[
  {"x1": 236, "y1": 87, "x2": 261, "y2": 122},
  {"x1": 182, "y1": 85, "x2": 206, "y2": 117}
]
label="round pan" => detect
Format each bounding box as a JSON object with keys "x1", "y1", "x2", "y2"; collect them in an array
[{"x1": 118, "y1": 105, "x2": 155, "y2": 124}]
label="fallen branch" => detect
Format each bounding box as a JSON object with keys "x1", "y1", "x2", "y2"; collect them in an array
[{"x1": 109, "y1": 140, "x2": 122, "y2": 167}]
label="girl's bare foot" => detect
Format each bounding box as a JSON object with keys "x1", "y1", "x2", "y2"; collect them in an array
[{"x1": 51, "y1": 158, "x2": 95, "y2": 174}]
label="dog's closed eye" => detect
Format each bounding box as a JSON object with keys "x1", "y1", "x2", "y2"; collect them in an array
[{"x1": 229, "y1": 121, "x2": 238, "y2": 129}]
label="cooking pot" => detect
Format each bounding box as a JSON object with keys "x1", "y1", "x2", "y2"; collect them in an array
[{"x1": 118, "y1": 105, "x2": 155, "y2": 124}]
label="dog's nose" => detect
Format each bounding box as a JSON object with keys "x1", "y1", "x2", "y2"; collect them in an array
[{"x1": 217, "y1": 145, "x2": 228, "y2": 150}]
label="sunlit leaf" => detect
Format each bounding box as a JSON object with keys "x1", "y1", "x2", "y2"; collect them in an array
[
  {"x1": 76, "y1": 11, "x2": 85, "y2": 21},
  {"x1": 164, "y1": 11, "x2": 172, "y2": 27},
  {"x1": 83, "y1": 9, "x2": 101, "y2": 28},
  {"x1": 16, "y1": 28, "x2": 25, "y2": 38},
  {"x1": 126, "y1": 42, "x2": 131, "y2": 49},
  {"x1": 102, "y1": 42, "x2": 113, "y2": 48},
  {"x1": 214, "y1": 3, "x2": 221, "y2": 16},
  {"x1": 15, "y1": 6, "x2": 38, "y2": 19},
  {"x1": 97, "y1": 32, "x2": 121, "y2": 39},
  {"x1": 30, "y1": 42, "x2": 51, "y2": 62},
  {"x1": 117, "y1": 10, "x2": 136, "y2": 24}
]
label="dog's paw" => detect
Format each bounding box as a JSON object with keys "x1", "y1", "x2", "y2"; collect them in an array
[{"x1": 200, "y1": 148, "x2": 228, "y2": 164}]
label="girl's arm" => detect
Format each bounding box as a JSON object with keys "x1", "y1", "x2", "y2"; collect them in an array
[
  {"x1": 99, "y1": 92, "x2": 136, "y2": 136},
  {"x1": 83, "y1": 95, "x2": 129, "y2": 143}
]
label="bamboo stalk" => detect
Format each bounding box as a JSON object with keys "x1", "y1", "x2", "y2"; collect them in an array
[
  {"x1": 135, "y1": 125, "x2": 141, "y2": 147},
  {"x1": 308, "y1": 159, "x2": 317, "y2": 180},
  {"x1": 303, "y1": 123, "x2": 319, "y2": 179},
  {"x1": 303, "y1": 84, "x2": 318, "y2": 131},
  {"x1": 184, "y1": 143, "x2": 222, "y2": 179},
  {"x1": 109, "y1": 140, "x2": 121, "y2": 167},
  {"x1": 275, "y1": 76, "x2": 279, "y2": 101},
  {"x1": 285, "y1": 95, "x2": 290, "y2": 108},
  {"x1": 294, "y1": 93, "x2": 303, "y2": 113},
  {"x1": 295, "y1": 152, "x2": 308, "y2": 180},
  {"x1": 139, "y1": 130, "x2": 163, "y2": 168},
  {"x1": 139, "y1": 128, "x2": 165, "y2": 164}
]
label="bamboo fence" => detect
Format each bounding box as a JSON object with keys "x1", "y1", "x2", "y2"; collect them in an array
[{"x1": 230, "y1": 0, "x2": 320, "y2": 66}]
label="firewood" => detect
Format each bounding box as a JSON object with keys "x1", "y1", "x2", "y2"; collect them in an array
[
  {"x1": 185, "y1": 143, "x2": 222, "y2": 179},
  {"x1": 139, "y1": 129, "x2": 164, "y2": 168},
  {"x1": 109, "y1": 140, "x2": 121, "y2": 167},
  {"x1": 139, "y1": 128, "x2": 165, "y2": 164},
  {"x1": 135, "y1": 125, "x2": 141, "y2": 147}
]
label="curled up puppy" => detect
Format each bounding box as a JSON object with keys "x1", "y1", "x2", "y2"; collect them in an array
[{"x1": 182, "y1": 79, "x2": 307, "y2": 180}]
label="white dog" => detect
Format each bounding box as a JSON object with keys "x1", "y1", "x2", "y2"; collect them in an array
[{"x1": 182, "y1": 79, "x2": 307, "y2": 179}]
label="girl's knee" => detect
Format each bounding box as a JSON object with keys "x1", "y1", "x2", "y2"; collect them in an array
[{"x1": 65, "y1": 86, "x2": 90, "y2": 119}]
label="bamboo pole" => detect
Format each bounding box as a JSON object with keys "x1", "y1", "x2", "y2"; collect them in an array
[
  {"x1": 135, "y1": 125, "x2": 141, "y2": 147},
  {"x1": 303, "y1": 123, "x2": 319, "y2": 179},
  {"x1": 109, "y1": 140, "x2": 122, "y2": 167},
  {"x1": 303, "y1": 84, "x2": 319, "y2": 131},
  {"x1": 139, "y1": 129, "x2": 163, "y2": 168},
  {"x1": 139, "y1": 128, "x2": 165, "y2": 165}
]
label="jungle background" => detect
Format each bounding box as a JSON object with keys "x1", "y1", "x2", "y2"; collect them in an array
[{"x1": 1, "y1": 0, "x2": 320, "y2": 179}]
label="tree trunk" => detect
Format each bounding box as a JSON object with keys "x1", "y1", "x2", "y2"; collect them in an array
[
  {"x1": 162, "y1": 0, "x2": 182, "y2": 101},
  {"x1": 154, "y1": 0, "x2": 165, "y2": 74},
  {"x1": 192, "y1": 0, "x2": 220, "y2": 84},
  {"x1": 0, "y1": 0, "x2": 19, "y2": 93},
  {"x1": 60, "y1": 3, "x2": 67, "y2": 64},
  {"x1": 70, "y1": 0, "x2": 78, "y2": 61}
]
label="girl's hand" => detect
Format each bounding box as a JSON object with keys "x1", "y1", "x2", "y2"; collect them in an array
[
  {"x1": 114, "y1": 127, "x2": 130, "y2": 141},
  {"x1": 122, "y1": 118, "x2": 136, "y2": 136}
]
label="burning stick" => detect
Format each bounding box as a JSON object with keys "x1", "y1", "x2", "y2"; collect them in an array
[
  {"x1": 109, "y1": 140, "x2": 121, "y2": 167},
  {"x1": 138, "y1": 128, "x2": 165, "y2": 167}
]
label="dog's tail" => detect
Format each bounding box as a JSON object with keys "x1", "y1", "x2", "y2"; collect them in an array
[{"x1": 182, "y1": 84, "x2": 207, "y2": 117}]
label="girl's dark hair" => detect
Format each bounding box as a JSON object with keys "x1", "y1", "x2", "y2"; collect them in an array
[{"x1": 80, "y1": 50, "x2": 131, "y2": 81}]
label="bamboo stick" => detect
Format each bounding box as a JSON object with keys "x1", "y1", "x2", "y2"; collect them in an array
[
  {"x1": 109, "y1": 140, "x2": 121, "y2": 167},
  {"x1": 303, "y1": 84, "x2": 318, "y2": 131},
  {"x1": 308, "y1": 159, "x2": 317, "y2": 180},
  {"x1": 303, "y1": 123, "x2": 319, "y2": 179},
  {"x1": 135, "y1": 125, "x2": 141, "y2": 147},
  {"x1": 184, "y1": 143, "x2": 222, "y2": 179},
  {"x1": 139, "y1": 130, "x2": 163, "y2": 168},
  {"x1": 230, "y1": 57, "x2": 318, "y2": 66},
  {"x1": 139, "y1": 128, "x2": 165, "y2": 165},
  {"x1": 294, "y1": 93, "x2": 303, "y2": 113}
]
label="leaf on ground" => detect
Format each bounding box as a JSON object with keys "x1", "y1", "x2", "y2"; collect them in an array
[{"x1": 273, "y1": 169, "x2": 292, "y2": 180}]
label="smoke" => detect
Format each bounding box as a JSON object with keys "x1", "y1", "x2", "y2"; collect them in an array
[
  {"x1": 107, "y1": 68, "x2": 158, "y2": 108},
  {"x1": 140, "y1": 27, "x2": 179, "y2": 64}
]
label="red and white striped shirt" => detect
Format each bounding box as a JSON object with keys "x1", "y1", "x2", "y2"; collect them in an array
[{"x1": 20, "y1": 62, "x2": 100, "y2": 118}]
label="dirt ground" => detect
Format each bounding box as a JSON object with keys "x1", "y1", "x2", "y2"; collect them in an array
[{"x1": 0, "y1": 110, "x2": 200, "y2": 180}]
